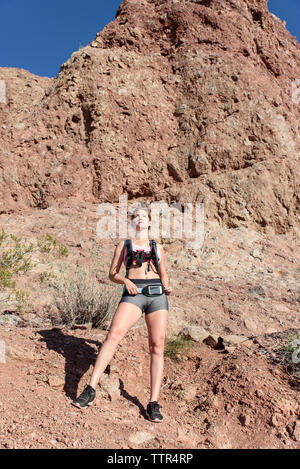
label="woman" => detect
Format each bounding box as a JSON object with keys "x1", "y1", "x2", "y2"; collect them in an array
[{"x1": 72, "y1": 207, "x2": 172, "y2": 423}]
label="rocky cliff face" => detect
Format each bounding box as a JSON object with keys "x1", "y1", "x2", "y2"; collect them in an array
[{"x1": 0, "y1": 0, "x2": 299, "y2": 233}]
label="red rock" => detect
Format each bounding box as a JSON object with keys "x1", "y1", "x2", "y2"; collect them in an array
[
  {"x1": 0, "y1": 0, "x2": 299, "y2": 452},
  {"x1": 238, "y1": 413, "x2": 251, "y2": 427},
  {"x1": 47, "y1": 375, "x2": 65, "y2": 387},
  {"x1": 268, "y1": 413, "x2": 284, "y2": 428},
  {"x1": 0, "y1": 0, "x2": 299, "y2": 235},
  {"x1": 292, "y1": 420, "x2": 300, "y2": 442}
]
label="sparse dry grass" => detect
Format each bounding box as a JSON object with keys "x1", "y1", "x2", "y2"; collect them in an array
[{"x1": 47, "y1": 263, "x2": 121, "y2": 328}]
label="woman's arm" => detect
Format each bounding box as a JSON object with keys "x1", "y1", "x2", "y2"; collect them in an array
[{"x1": 108, "y1": 240, "x2": 127, "y2": 285}]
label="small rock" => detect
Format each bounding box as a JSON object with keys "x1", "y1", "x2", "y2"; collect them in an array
[
  {"x1": 177, "y1": 384, "x2": 198, "y2": 402},
  {"x1": 249, "y1": 285, "x2": 265, "y2": 298},
  {"x1": 47, "y1": 375, "x2": 65, "y2": 387},
  {"x1": 224, "y1": 345, "x2": 236, "y2": 354},
  {"x1": 6, "y1": 345, "x2": 35, "y2": 362},
  {"x1": 4, "y1": 439, "x2": 14, "y2": 448},
  {"x1": 167, "y1": 161, "x2": 184, "y2": 182},
  {"x1": 204, "y1": 335, "x2": 222, "y2": 349},
  {"x1": 0, "y1": 314, "x2": 22, "y2": 326},
  {"x1": 238, "y1": 413, "x2": 251, "y2": 427},
  {"x1": 174, "y1": 104, "x2": 186, "y2": 115},
  {"x1": 243, "y1": 318, "x2": 258, "y2": 333},
  {"x1": 14, "y1": 122, "x2": 25, "y2": 130},
  {"x1": 129, "y1": 431, "x2": 153, "y2": 445},
  {"x1": 276, "y1": 398, "x2": 298, "y2": 415},
  {"x1": 292, "y1": 420, "x2": 300, "y2": 442},
  {"x1": 268, "y1": 413, "x2": 284, "y2": 428},
  {"x1": 56, "y1": 436, "x2": 68, "y2": 444},
  {"x1": 177, "y1": 426, "x2": 190, "y2": 443},
  {"x1": 188, "y1": 153, "x2": 210, "y2": 177},
  {"x1": 100, "y1": 374, "x2": 120, "y2": 401},
  {"x1": 223, "y1": 334, "x2": 251, "y2": 346},
  {"x1": 250, "y1": 248, "x2": 262, "y2": 260},
  {"x1": 265, "y1": 327, "x2": 278, "y2": 334},
  {"x1": 178, "y1": 325, "x2": 210, "y2": 343}
]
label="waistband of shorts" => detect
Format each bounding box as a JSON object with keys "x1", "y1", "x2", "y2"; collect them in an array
[{"x1": 126, "y1": 278, "x2": 162, "y2": 285}]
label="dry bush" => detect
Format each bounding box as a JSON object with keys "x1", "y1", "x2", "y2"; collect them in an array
[{"x1": 48, "y1": 264, "x2": 121, "y2": 328}]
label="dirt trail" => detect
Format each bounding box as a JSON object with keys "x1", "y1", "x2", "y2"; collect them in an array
[{"x1": 1, "y1": 321, "x2": 299, "y2": 449}]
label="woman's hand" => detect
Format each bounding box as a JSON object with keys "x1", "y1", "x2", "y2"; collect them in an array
[
  {"x1": 124, "y1": 279, "x2": 139, "y2": 295},
  {"x1": 164, "y1": 286, "x2": 172, "y2": 296}
]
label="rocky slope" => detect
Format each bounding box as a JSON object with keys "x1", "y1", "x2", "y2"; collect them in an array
[
  {"x1": 1, "y1": 318, "x2": 300, "y2": 449},
  {"x1": 0, "y1": 204, "x2": 299, "y2": 449}
]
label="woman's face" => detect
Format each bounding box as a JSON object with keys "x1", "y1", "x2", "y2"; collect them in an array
[{"x1": 132, "y1": 209, "x2": 150, "y2": 230}]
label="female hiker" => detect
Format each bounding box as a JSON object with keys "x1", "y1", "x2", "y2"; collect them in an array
[{"x1": 72, "y1": 207, "x2": 172, "y2": 422}]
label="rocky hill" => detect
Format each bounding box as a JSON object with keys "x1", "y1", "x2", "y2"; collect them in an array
[
  {"x1": 0, "y1": 0, "x2": 299, "y2": 233},
  {"x1": 0, "y1": 0, "x2": 299, "y2": 450}
]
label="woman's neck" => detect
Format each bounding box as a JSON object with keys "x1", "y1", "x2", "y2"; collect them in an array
[
  {"x1": 133, "y1": 232, "x2": 149, "y2": 241},
  {"x1": 133, "y1": 237, "x2": 149, "y2": 243}
]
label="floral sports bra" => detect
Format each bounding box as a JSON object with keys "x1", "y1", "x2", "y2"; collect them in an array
[{"x1": 123, "y1": 241, "x2": 161, "y2": 267}]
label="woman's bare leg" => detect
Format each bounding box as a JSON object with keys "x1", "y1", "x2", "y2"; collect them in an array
[
  {"x1": 145, "y1": 309, "x2": 168, "y2": 402},
  {"x1": 89, "y1": 302, "x2": 142, "y2": 389}
]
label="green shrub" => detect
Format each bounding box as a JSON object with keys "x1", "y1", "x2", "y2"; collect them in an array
[
  {"x1": 164, "y1": 334, "x2": 195, "y2": 360},
  {"x1": 39, "y1": 271, "x2": 57, "y2": 284},
  {"x1": 36, "y1": 233, "x2": 68, "y2": 258},
  {"x1": 0, "y1": 229, "x2": 35, "y2": 312},
  {"x1": 0, "y1": 229, "x2": 69, "y2": 313},
  {"x1": 270, "y1": 330, "x2": 300, "y2": 379},
  {"x1": 281, "y1": 331, "x2": 300, "y2": 364}
]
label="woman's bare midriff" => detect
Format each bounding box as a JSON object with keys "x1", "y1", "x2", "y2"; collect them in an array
[{"x1": 126, "y1": 263, "x2": 160, "y2": 280}]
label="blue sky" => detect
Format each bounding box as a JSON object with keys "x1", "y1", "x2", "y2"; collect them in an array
[{"x1": 0, "y1": 0, "x2": 299, "y2": 78}]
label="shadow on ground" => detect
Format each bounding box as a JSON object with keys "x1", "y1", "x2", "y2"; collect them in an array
[
  {"x1": 37, "y1": 328, "x2": 150, "y2": 418},
  {"x1": 37, "y1": 328, "x2": 110, "y2": 399}
]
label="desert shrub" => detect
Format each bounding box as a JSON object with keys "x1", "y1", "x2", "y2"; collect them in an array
[
  {"x1": 0, "y1": 228, "x2": 69, "y2": 313},
  {"x1": 36, "y1": 233, "x2": 68, "y2": 258},
  {"x1": 48, "y1": 264, "x2": 121, "y2": 328},
  {"x1": 265, "y1": 329, "x2": 300, "y2": 379},
  {"x1": 0, "y1": 229, "x2": 34, "y2": 312},
  {"x1": 281, "y1": 331, "x2": 300, "y2": 377},
  {"x1": 39, "y1": 271, "x2": 57, "y2": 284}
]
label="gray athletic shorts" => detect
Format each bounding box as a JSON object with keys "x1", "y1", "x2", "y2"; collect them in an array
[{"x1": 119, "y1": 279, "x2": 169, "y2": 315}]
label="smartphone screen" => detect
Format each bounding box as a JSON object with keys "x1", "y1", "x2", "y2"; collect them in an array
[{"x1": 148, "y1": 285, "x2": 162, "y2": 295}]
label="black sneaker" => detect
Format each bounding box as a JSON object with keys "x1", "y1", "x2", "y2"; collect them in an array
[
  {"x1": 71, "y1": 384, "x2": 96, "y2": 409},
  {"x1": 146, "y1": 401, "x2": 163, "y2": 423}
]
